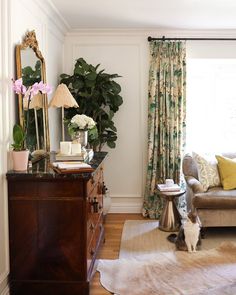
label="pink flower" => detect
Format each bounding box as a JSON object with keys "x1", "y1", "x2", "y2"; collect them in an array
[
  {"x1": 41, "y1": 84, "x2": 53, "y2": 94},
  {"x1": 12, "y1": 78, "x2": 26, "y2": 95},
  {"x1": 31, "y1": 81, "x2": 44, "y2": 96}
]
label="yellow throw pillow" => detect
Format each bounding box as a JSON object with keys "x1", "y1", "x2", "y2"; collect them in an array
[{"x1": 216, "y1": 155, "x2": 236, "y2": 190}]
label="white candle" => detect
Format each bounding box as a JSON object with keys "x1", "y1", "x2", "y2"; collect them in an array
[
  {"x1": 60, "y1": 141, "x2": 72, "y2": 155},
  {"x1": 71, "y1": 142, "x2": 81, "y2": 155}
]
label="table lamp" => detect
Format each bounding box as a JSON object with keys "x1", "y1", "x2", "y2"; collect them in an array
[{"x1": 48, "y1": 83, "x2": 79, "y2": 140}]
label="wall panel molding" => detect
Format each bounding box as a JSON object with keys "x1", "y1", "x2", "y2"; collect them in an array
[
  {"x1": 109, "y1": 197, "x2": 143, "y2": 213},
  {"x1": 64, "y1": 33, "x2": 149, "y2": 213}
]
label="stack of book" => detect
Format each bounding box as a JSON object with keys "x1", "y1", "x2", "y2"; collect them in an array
[
  {"x1": 55, "y1": 149, "x2": 94, "y2": 162},
  {"x1": 51, "y1": 162, "x2": 94, "y2": 174},
  {"x1": 157, "y1": 183, "x2": 181, "y2": 192}
]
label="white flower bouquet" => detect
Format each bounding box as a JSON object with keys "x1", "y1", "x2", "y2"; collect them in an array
[
  {"x1": 68, "y1": 114, "x2": 98, "y2": 145},
  {"x1": 70, "y1": 114, "x2": 96, "y2": 130}
]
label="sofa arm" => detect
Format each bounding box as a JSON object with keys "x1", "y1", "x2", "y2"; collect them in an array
[{"x1": 185, "y1": 176, "x2": 204, "y2": 194}]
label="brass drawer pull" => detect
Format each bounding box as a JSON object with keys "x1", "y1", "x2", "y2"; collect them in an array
[
  {"x1": 90, "y1": 223, "x2": 95, "y2": 231},
  {"x1": 90, "y1": 249, "x2": 95, "y2": 256}
]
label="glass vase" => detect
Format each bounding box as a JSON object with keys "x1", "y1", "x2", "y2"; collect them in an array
[{"x1": 72, "y1": 130, "x2": 88, "y2": 152}]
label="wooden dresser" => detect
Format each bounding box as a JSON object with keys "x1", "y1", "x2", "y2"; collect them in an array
[{"x1": 7, "y1": 152, "x2": 107, "y2": 295}]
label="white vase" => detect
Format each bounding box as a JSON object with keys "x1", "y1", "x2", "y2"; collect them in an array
[{"x1": 12, "y1": 150, "x2": 29, "y2": 171}]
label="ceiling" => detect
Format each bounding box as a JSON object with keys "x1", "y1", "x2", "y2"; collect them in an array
[{"x1": 50, "y1": 0, "x2": 236, "y2": 30}]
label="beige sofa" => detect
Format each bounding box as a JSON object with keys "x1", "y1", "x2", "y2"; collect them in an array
[{"x1": 183, "y1": 152, "x2": 236, "y2": 227}]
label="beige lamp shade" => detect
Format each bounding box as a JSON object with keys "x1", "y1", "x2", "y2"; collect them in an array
[
  {"x1": 48, "y1": 83, "x2": 79, "y2": 108},
  {"x1": 23, "y1": 93, "x2": 43, "y2": 110}
]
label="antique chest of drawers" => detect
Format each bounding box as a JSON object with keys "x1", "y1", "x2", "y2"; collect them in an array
[{"x1": 7, "y1": 152, "x2": 107, "y2": 295}]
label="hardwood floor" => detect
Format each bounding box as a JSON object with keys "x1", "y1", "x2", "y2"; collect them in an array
[{"x1": 90, "y1": 213, "x2": 145, "y2": 295}]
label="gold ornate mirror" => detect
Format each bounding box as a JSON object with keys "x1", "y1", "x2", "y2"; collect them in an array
[{"x1": 16, "y1": 30, "x2": 50, "y2": 154}]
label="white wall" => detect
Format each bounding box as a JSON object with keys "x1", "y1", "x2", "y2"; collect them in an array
[
  {"x1": 64, "y1": 32, "x2": 150, "y2": 213},
  {"x1": 0, "y1": 0, "x2": 67, "y2": 293}
]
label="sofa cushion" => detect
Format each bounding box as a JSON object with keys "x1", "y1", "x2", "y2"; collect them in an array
[
  {"x1": 193, "y1": 187, "x2": 236, "y2": 209},
  {"x1": 192, "y1": 152, "x2": 221, "y2": 192},
  {"x1": 216, "y1": 155, "x2": 236, "y2": 190}
]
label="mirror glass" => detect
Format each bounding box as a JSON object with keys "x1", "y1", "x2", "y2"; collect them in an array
[{"x1": 16, "y1": 31, "x2": 50, "y2": 156}]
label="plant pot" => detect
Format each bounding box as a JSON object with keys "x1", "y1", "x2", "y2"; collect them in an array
[{"x1": 12, "y1": 150, "x2": 29, "y2": 171}]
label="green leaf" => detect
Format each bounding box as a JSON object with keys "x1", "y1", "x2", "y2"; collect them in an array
[
  {"x1": 86, "y1": 71, "x2": 97, "y2": 81},
  {"x1": 60, "y1": 73, "x2": 70, "y2": 79},
  {"x1": 85, "y1": 79, "x2": 96, "y2": 88},
  {"x1": 110, "y1": 81, "x2": 121, "y2": 94},
  {"x1": 72, "y1": 79, "x2": 84, "y2": 89},
  {"x1": 107, "y1": 141, "x2": 116, "y2": 148},
  {"x1": 109, "y1": 110, "x2": 114, "y2": 119},
  {"x1": 74, "y1": 66, "x2": 84, "y2": 75},
  {"x1": 88, "y1": 126, "x2": 98, "y2": 141},
  {"x1": 12, "y1": 124, "x2": 25, "y2": 150},
  {"x1": 114, "y1": 95, "x2": 123, "y2": 107}
]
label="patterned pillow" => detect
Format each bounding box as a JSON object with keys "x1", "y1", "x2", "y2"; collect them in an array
[{"x1": 192, "y1": 152, "x2": 221, "y2": 192}]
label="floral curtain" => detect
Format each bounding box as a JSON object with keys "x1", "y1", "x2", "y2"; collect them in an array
[{"x1": 143, "y1": 41, "x2": 186, "y2": 219}]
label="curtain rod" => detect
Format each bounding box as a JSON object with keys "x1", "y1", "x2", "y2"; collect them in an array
[{"x1": 148, "y1": 36, "x2": 236, "y2": 42}]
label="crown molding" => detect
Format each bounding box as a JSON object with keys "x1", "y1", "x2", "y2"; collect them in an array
[
  {"x1": 66, "y1": 28, "x2": 236, "y2": 38},
  {"x1": 32, "y1": 0, "x2": 70, "y2": 35}
]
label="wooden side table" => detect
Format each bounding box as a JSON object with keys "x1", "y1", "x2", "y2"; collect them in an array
[{"x1": 158, "y1": 190, "x2": 185, "y2": 232}]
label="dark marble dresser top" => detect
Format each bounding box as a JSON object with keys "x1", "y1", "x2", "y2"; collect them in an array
[{"x1": 7, "y1": 152, "x2": 108, "y2": 180}]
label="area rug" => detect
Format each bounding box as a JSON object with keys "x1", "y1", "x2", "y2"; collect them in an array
[
  {"x1": 119, "y1": 220, "x2": 236, "y2": 258},
  {"x1": 97, "y1": 220, "x2": 236, "y2": 295}
]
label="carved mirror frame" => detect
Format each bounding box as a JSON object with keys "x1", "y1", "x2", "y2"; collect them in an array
[{"x1": 16, "y1": 30, "x2": 50, "y2": 152}]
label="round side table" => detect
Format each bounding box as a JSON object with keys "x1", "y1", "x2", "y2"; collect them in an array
[{"x1": 158, "y1": 190, "x2": 185, "y2": 232}]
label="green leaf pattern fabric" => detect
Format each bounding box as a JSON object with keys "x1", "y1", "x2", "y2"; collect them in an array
[{"x1": 143, "y1": 41, "x2": 186, "y2": 219}]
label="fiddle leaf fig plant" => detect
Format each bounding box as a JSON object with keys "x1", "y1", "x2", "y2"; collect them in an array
[{"x1": 60, "y1": 58, "x2": 123, "y2": 151}]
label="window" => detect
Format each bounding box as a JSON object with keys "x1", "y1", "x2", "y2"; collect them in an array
[{"x1": 186, "y1": 58, "x2": 236, "y2": 153}]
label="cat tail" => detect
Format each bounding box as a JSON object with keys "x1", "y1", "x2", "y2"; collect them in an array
[{"x1": 167, "y1": 234, "x2": 177, "y2": 243}]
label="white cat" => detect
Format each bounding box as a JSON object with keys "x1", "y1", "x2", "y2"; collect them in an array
[{"x1": 183, "y1": 217, "x2": 200, "y2": 253}]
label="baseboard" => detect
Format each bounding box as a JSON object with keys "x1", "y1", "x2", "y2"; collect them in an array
[{"x1": 109, "y1": 196, "x2": 143, "y2": 213}]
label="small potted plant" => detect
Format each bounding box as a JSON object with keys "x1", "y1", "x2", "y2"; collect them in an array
[
  {"x1": 11, "y1": 124, "x2": 29, "y2": 171},
  {"x1": 12, "y1": 78, "x2": 52, "y2": 171}
]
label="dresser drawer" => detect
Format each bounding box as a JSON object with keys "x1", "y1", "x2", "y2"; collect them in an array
[
  {"x1": 87, "y1": 215, "x2": 103, "y2": 273},
  {"x1": 87, "y1": 216, "x2": 95, "y2": 246},
  {"x1": 8, "y1": 181, "x2": 38, "y2": 198},
  {"x1": 87, "y1": 209, "x2": 103, "y2": 245},
  {"x1": 38, "y1": 181, "x2": 84, "y2": 198},
  {"x1": 87, "y1": 165, "x2": 103, "y2": 195}
]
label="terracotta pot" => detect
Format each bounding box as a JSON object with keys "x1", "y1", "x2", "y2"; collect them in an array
[{"x1": 12, "y1": 150, "x2": 29, "y2": 171}]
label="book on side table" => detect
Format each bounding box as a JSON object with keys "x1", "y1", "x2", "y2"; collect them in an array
[{"x1": 157, "y1": 183, "x2": 181, "y2": 192}]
